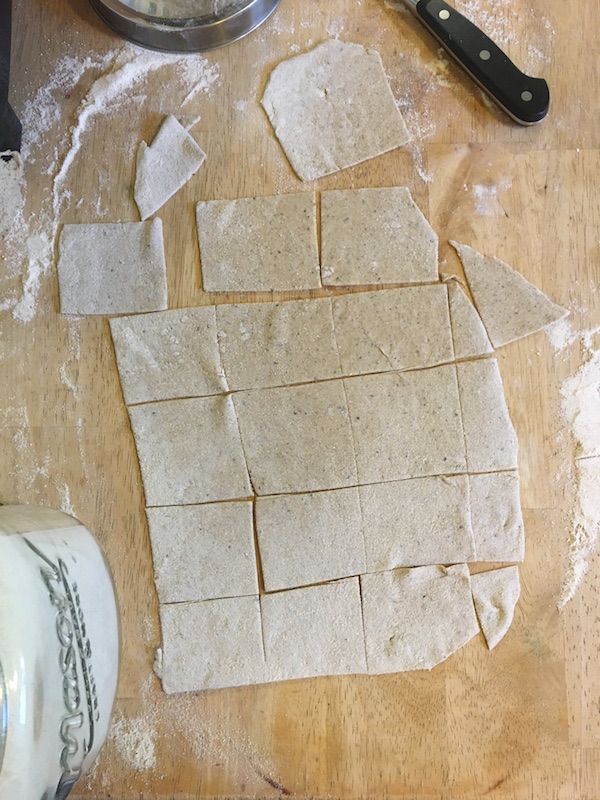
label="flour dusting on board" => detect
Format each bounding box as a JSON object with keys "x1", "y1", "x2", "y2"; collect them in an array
[
  {"x1": 96, "y1": 672, "x2": 279, "y2": 789},
  {"x1": 548, "y1": 321, "x2": 600, "y2": 610},
  {"x1": 4, "y1": 45, "x2": 220, "y2": 324}
]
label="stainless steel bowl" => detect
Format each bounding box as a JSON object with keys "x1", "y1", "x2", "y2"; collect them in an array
[{"x1": 89, "y1": 0, "x2": 281, "y2": 52}]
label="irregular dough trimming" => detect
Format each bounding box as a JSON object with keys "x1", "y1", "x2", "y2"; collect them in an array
[
  {"x1": 321, "y1": 186, "x2": 438, "y2": 285},
  {"x1": 471, "y1": 565, "x2": 521, "y2": 649},
  {"x1": 134, "y1": 115, "x2": 206, "y2": 220},
  {"x1": 452, "y1": 241, "x2": 568, "y2": 347},
  {"x1": 445, "y1": 278, "x2": 494, "y2": 359},
  {"x1": 261, "y1": 40, "x2": 409, "y2": 182}
]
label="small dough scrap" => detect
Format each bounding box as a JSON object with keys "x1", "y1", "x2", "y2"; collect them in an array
[
  {"x1": 134, "y1": 115, "x2": 206, "y2": 220},
  {"x1": 361, "y1": 564, "x2": 480, "y2": 673},
  {"x1": 129, "y1": 396, "x2": 251, "y2": 506},
  {"x1": 196, "y1": 193, "x2": 320, "y2": 292},
  {"x1": 469, "y1": 471, "x2": 525, "y2": 562},
  {"x1": 457, "y1": 359, "x2": 518, "y2": 473},
  {"x1": 57, "y1": 220, "x2": 167, "y2": 315},
  {"x1": 255, "y1": 487, "x2": 365, "y2": 591},
  {"x1": 360, "y1": 475, "x2": 475, "y2": 571},
  {"x1": 110, "y1": 307, "x2": 227, "y2": 405},
  {"x1": 452, "y1": 241, "x2": 568, "y2": 347},
  {"x1": 332, "y1": 285, "x2": 453, "y2": 375},
  {"x1": 0, "y1": 151, "x2": 23, "y2": 235},
  {"x1": 147, "y1": 502, "x2": 257, "y2": 604},
  {"x1": 344, "y1": 366, "x2": 466, "y2": 484},
  {"x1": 471, "y1": 566, "x2": 520, "y2": 649},
  {"x1": 216, "y1": 298, "x2": 341, "y2": 390},
  {"x1": 159, "y1": 596, "x2": 266, "y2": 693},
  {"x1": 261, "y1": 578, "x2": 367, "y2": 681},
  {"x1": 232, "y1": 381, "x2": 357, "y2": 495},
  {"x1": 261, "y1": 40, "x2": 409, "y2": 182},
  {"x1": 321, "y1": 187, "x2": 438, "y2": 285},
  {"x1": 446, "y1": 279, "x2": 494, "y2": 359}
]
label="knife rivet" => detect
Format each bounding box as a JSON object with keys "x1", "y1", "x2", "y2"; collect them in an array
[
  {"x1": 521, "y1": 90, "x2": 533, "y2": 102},
  {"x1": 479, "y1": 49, "x2": 491, "y2": 60},
  {"x1": 438, "y1": 9, "x2": 450, "y2": 19}
]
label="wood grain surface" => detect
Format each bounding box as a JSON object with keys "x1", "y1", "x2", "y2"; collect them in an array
[{"x1": 3, "y1": 0, "x2": 599, "y2": 797}]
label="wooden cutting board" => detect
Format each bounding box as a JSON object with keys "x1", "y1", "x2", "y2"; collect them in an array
[{"x1": 3, "y1": 0, "x2": 599, "y2": 796}]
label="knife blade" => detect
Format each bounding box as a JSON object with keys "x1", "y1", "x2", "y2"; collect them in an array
[{"x1": 398, "y1": 0, "x2": 549, "y2": 125}]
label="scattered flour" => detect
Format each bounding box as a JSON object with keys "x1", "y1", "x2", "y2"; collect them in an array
[
  {"x1": 550, "y1": 322, "x2": 600, "y2": 610},
  {"x1": 4, "y1": 44, "x2": 220, "y2": 325},
  {"x1": 0, "y1": 153, "x2": 24, "y2": 235}
]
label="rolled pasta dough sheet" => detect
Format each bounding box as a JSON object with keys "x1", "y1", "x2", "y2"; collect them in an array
[
  {"x1": 110, "y1": 306, "x2": 227, "y2": 405},
  {"x1": 360, "y1": 475, "x2": 475, "y2": 571},
  {"x1": 261, "y1": 578, "x2": 367, "y2": 682},
  {"x1": 255, "y1": 487, "x2": 365, "y2": 591},
  {"x1": 129, "y1": 395, "x2": 251, "y2": 506},
  {"x1": 332, "y1": 285, "x2": 453, "y2": 375},
  {"x1": 361, "y1": 564, "x2": 480, "y2": 673},
  {"x1": 147, "y1": 501, "x2": 257, "y2": 603}
]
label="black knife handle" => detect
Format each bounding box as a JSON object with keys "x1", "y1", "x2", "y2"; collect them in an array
[
  {"x1": 415, "y1": 0, "x2": 549, "y2": 124},
  {"x1": 0, "y1": 0, "x2": 21, "y2": 152}
]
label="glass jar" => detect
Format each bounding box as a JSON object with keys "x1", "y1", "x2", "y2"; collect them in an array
[{"x1": 0, "y1": 505, "x2": 120, "y2": 799}]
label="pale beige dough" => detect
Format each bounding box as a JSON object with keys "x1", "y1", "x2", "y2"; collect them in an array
[
  {"x1": 468, "y1": 471, "x2": 525, "y2": 562},
  {"x1": 344, "y1": 365, "x2": 466, "y2": 484},
  {"x1": 471, "y1": 565, "x2": 521, "y2": 649},
  {"x1": 445, "y1": 278, "x2": 494, "y2": 359},
  {"x1": 451, "y1": 241, "x2": 568, "y2": 347},
  {"x1": 232, "y1": 380, "x2": 357, "y2": 495},
  {"x1": 261, "y1": 578, "x2": 367, "y2": 682},
  {"x1": 216, "y1": 298, "x2": 341, "y2": 390},
  {"x1": 360, "y1": 564, "x2": 480, "y2": 673},
  {"x1": 147, "y1": 501, "x2": 257, "y2": 603},
  {"x1": 128, "y1": 396, "x2": 251, "y2": 506},
  {"x1": 196, "y1": 192, "x2": 320, "y2": 292},
  {"x1": 109, "y1": 307, "x2": 227, "y2": 405},
  {"x1": 359, "y1": 475, "x2": 475, "y2": 571},
  {"x1": 261, "y1": 40, "x2": 409, "y2": 182},
  {"x1": 158, "y1": 596, "x2": 266, "y2": 693},
  {"x1": 321, "y1": 186, "x2": 438, "y2": 285},
  {"x1": 134, "y1": 115, "x2": 206, "y2": 220},
  {"x1": 57, "y1": 220, "x2": 167, "y2": 315},
  {"x1": 255, "y1": 487, "x2": 365, "y2": 591},
  {"x1": 457, "y1": 359, "x2": 518, "y2": 473},
  {"x1": 0, "y1": 151, "x2": 23, "y2": 235},
  {"x1": 332, "y1": 285, "x2": 454, "y2": 375}
]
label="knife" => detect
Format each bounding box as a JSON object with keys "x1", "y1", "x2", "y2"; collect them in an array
[
  {"x1": 0, "y1": 0, "x2": 21, "y2": 152},
  {"x1": 398, "y1": 0, "x2": 549, "y2": 125}
]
